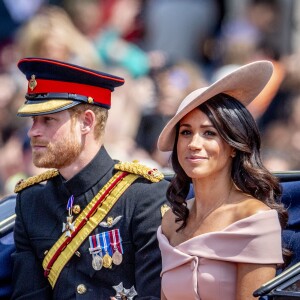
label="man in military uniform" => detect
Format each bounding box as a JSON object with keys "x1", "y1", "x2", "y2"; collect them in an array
[{"x1": 11, "y1": 57, "x2": 169, "y2": 299}]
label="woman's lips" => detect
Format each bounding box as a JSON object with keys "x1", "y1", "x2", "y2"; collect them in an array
[{"x1": 186, "y1": 155, "x2": 208, "y2": 162}]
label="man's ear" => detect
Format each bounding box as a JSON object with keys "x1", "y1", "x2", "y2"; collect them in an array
[{"x1": 80, "y1": 110, "x2": 95, "y2": 133}]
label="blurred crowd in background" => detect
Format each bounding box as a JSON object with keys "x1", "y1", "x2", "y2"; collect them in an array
[{"x1": 0, "y1": 0, "x2": 300, "y2": 197}]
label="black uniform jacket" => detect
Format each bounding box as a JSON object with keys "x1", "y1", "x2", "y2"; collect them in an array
[{"x1": 12, "y1": 147, "x2": 169, "y2": 299}]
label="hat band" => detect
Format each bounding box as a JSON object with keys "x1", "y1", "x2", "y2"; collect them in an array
[{"x1": 27, "y1": 79, "x2": 111, "y2": 107}]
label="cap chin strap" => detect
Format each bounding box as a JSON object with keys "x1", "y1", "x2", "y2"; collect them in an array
[{"x1": 25, "y1": 93, "x2": 111, "y2": 109}]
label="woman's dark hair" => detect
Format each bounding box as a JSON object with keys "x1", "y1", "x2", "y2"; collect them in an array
[{"x1": 167, "y1": 93, "x2": 288, "y2": 235}]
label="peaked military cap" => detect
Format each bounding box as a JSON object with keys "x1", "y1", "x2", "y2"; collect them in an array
[{"x1": 17, "y1": 57, "x2": 125, "y2": 116}]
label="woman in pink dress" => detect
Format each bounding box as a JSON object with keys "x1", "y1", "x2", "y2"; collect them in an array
[{"x1": 157, "y1": 61, "x2": 288, "y2": 300}]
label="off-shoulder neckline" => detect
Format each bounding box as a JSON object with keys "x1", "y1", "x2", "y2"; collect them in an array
[{"x1": 159, "y1": 209, "x2": 277, "y2": 248}]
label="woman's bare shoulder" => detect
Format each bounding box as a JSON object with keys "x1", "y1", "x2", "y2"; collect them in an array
[{"x1": 235, "y1": 196, "x2": 271, "y2": 220}]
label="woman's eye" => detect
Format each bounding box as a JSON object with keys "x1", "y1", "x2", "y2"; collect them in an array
[
  {"x1": 204, "y1": 130, "x2": 216, "y2": 136},
  {"x1": 179, "y1": 129, "x2": 191, "y2": 136}
]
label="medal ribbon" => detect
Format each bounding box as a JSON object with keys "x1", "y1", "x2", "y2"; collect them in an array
[
  {"x1": 67, "y1": 195, "x2": 74, "y2": 213},
  {"x1": 96, "y1": 233, "x2": 101, "y2": 253},
  {"x1": 100, "y1": 232, "x2": 113, "y2": 256},
  {"x1": 89, "y1": 235, "x2": 101, "y2": 254},
  {"x1": 109, "y1": 229, "x2": 123, "y2": 254}
]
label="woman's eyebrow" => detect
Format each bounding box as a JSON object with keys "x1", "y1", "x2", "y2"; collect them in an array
[{"x1": 179, "y1": 123, "x2": 214, "y2": 128}]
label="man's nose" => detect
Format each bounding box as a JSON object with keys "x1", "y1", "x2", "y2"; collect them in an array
[{"x1": 27, "y1": 122, "x2": 41, "y2": 138}]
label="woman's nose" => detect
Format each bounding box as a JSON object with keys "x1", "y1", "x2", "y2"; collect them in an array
[{"x1": 188, "y1": 134, "x2": 202, "y2": 150}]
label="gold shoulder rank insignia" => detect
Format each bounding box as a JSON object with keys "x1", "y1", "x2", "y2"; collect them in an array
[
  {"x1": 114, "y1": 160, "x2": 164, "y2": 183},
  {"x1": 14, "y1": 169, "x2": 59, "y2": 193},
  {"x1": 161, "y1": 204, "x2": 170, "y2": 217}
]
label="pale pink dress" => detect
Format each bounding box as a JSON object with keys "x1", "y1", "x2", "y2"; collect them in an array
[{"x1": 157, "y1": 205, "x2": 283, "y2": 300}]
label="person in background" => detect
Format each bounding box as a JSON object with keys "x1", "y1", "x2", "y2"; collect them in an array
[
  {"x1": 156, "y1": 61, "x2": 288, "y2": 300},
  {"x1": 63, "y1": 0, "x2": 167, "y2": 79},
  {"x1": 11, "y1": 57, "x2": 169, "y2": 299},
  {"x1": 15, "y1": 5, "x2": 100, "y2": 69}
]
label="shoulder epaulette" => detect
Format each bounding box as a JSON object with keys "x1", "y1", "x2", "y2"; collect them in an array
[
  {"x1": 114, "y1": 161, "x2": 164, "y2": 183},
  {"x1": 14, "y1": 169, "x2": 59, "y2": 193}
]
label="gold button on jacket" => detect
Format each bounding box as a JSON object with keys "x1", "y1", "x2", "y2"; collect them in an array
[
  {"x1": 72, "y1": 204, "x2": 81, "y2": 214},
  {"x1": 76, "y1": 284, "x2": 87, "y2": 294}
]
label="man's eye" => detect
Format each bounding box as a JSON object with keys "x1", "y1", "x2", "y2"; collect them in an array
[{"x1": 45, "y1": 117, "x2": 54, "y2": 121}]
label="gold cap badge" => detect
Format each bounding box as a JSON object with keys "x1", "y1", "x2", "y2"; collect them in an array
[{"x1": 29, "y1": 74, "x2": 37, "y2": 91}]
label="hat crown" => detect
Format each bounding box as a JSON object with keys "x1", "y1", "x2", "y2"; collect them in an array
[
  {"x1": 176, "y1": 87, "x2": 209, "y2": 114},
  {"x1": 17, "y1": 57, "x2": 125, "y2": 116}
]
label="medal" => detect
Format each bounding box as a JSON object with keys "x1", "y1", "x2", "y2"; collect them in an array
[
  {"x1": 103, "y1": 252, "x2": 113, "y2": 268},
  {"x1": 101, "y1": 232, "x2": 113, "y2": 268},
  {"x1": 92, "y1": 255, "x2": 103, "y2": 270},
  {"x1": 89, "y1": 229, "x2": 124, "y2": 270},
  {"x1": 62, "y1": 216, "x2": 75, "y2": 237},
  {"x1": 112, "y1": 249, "x2": 123, "y2": 265},
  {"x1": 112, "y1": 282, "x2": 138, "y2": 300},
  {"x1": 109, "y1": 229, "x2": 124, "y2": 266},
  {"x1": 89, "y1": 234, "x2": 104, "y2": 270},
  {"x1": 62, "y1": 195, "x2": 75, "y2": 237}
]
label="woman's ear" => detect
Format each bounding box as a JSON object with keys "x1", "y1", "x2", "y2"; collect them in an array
[
  {"x1": 80, "y1": 110, "x2": 95, "y2": 133},
  {"x1": 231, "y1": 149, "x2": 236, "y2": 158}
]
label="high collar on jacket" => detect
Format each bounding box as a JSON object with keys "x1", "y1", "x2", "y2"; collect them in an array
[{"x1": 61, "y1": 146, "x2": 115, "y2": 197}]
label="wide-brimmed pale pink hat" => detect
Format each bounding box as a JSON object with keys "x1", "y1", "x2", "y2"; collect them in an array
[{"x1": 157, "y1": 60, "x2": 274, "y2": 152}]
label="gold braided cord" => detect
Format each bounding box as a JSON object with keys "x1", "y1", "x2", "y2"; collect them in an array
[
  {"x1": 14, "y1": 160, "x2": 164, "y2": 193},
  {"x1": 114, "y1": 161, "x2": 164, "y2": 183},
  {"x1": 14, "y1": 169, "x2": 59, "y2": 193},
  {"x1": 43, "y1": 172, "x2": 139, "y2": 287}
]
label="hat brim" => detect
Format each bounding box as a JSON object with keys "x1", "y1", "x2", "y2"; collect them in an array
[
  {"x1": 157, "y1": 60, "x2": 274, "y2": 151},
  {"x1": 17, "y1": 99, "x2": 78, "y2": 117}
]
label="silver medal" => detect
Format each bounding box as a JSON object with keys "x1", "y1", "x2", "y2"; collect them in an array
[{"x1": 92, "y1": 255, "x2": 103, "y2": 271}]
